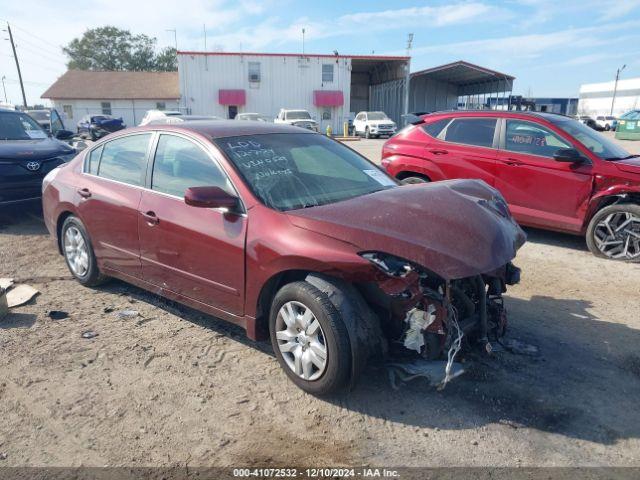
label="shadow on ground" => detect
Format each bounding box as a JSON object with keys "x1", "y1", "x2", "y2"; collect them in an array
[{"x1": 522, "y1": 226, "x2": 588, "y2": 251}]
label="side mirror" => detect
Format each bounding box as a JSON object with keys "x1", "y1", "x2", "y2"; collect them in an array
[
  {"x1": 55, "y1": 129, "x2": 75, "y2": 140},
  {"x1": 553, "y1": 148, "x2": 586, "y2": 163},
  {"x1": 184, "y1": 186, "x2": 239, "y2": 211}
]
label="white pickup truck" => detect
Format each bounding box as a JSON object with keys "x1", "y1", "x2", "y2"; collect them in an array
[
  {"x1": 353, "y1": 111, "x2": 397, "y2": 138},
  {"x1": 274, "y1": 109, "x2": 318, "y2": 131}
]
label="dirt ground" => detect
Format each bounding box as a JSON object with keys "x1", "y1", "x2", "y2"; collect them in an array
[{"x1": 1, "y1": 136, "x2": 640, "y2": 468}]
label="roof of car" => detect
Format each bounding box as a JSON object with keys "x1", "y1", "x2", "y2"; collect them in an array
[
  {"x1": 425, "y1": 110, "x2": 573, "y2": 121},
  {"x1": 143, "y1": 120, "x2": 314, "y2": 138}
]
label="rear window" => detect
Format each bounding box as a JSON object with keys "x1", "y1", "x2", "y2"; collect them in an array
[
  {"x1": 443, "y1": 118, "x2": 497, "y2": 148},
  {"x1": 421, "y1": 118, "x2": 450, "y2": 138},
  {"x1": 96, "y1": 134, "x2": 151, "y2": 186}
]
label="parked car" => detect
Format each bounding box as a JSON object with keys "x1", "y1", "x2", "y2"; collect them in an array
[
  {"x1": 595, "y1": 115, "x2": 616, "y2": 131},
  {"x1": 42, "y1": 121, "x2": 524, "y2": 394},
  {"x1": 26, "y1": 108, "x2": 74, "y2": 141},
  {"x1": 77, "y1": 115, "x2": 126, "y2": 141},
  {"x1": 353, "y1": 111, "x2": 397, "y2": 138},
  {"x1": 26, "y1": 109, "x2": 52, "y2": 130},
  {"x1": 382, "y1": 111, "x2": 640, "y2": 261},
  {"x1": 577, "y1": 115, "x2": 600, "y2": 131},
  {"x1": 274, "y1": 109, "x2": 318, "y2": 131},
  {"x1": 146, "y1": 115, "x2": 220, "y2": 125},
  {"x1": 0, "y1": 109, "x2": 76, "y2": 205},
  {"x1": 235, "y1": 113, "x2": 272, "y2": 122},
  {"x1": 139, "y1": 109, "x2": 183, "y2": 126}
]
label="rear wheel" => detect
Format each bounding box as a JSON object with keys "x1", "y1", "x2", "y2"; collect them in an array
[
  {"x1": 61, "y1": 216, "x2": 108, "y2": 286},
  {"x1": 586, "y1": 204, "x2": 640, "y2": 262},
  {"x1": 269, "y1": 281, "x2": 351, "y2": 395}
]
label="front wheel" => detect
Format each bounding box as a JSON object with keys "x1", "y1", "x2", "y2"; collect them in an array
[
  {"x1": 401, "y1": 176, "x2": 429, "y2": 185},
  {"x1": 269, "y1": 281, "x2": 351, "y2": 395},
  {"x1": 586, "y1": 204, "x2": 640, "y2": 262},
  {"x1": 365, "y1": 127, "x2": 371, "y2": 139}
]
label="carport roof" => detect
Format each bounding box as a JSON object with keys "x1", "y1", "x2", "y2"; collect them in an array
[{"x1": 411, "y1": 60, "x2": 515, "y2": 86}]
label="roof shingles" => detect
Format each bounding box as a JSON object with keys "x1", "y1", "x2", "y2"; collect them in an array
[{"x1": 41, "y1": 70, "x2": 179, "y2": 100}]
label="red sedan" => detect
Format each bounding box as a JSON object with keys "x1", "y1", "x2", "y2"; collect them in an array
[
  {"x1": 382, "y1": 111, "x2": 640, "y2": 261},
  {"x1": 43, "y1": 121, "x2": 524, "y2": 394}
]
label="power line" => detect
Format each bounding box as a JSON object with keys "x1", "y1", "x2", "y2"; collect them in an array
[
  {"x1": 5, "y1": 21, "x2": 66, "y2": 56},
  {"x1": 11, "y1": 31, "x2": 67, "y2": 60}
]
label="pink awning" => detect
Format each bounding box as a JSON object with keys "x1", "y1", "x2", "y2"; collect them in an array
[
  {"x1": 218, "y1": 89, "x2": 246, "y2": 105},
  {"x1": 313, "y1": 90, "x2": 344, "y2": 107}
]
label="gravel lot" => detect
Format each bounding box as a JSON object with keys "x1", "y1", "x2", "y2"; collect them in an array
[{"x1": 0, "y1": 134, "x2": 639, "y2": 468}]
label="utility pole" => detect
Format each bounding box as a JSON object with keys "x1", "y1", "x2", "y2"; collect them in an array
[
  {"x1": 1, "y1": 75, "x2": 7, "y2": 103},
  {"x1": 166, "y1": 29, "x2": 178, "y2": 50},
  {"x1": 302, "y1": 28, "x2": 305, "y2": 56},
  {"x1": 611, "y1": 64, "x2": 626, "y2": 116},
  {"x1": 403, "y1": 33, "x2": 413, "y2": 122},
  {"x1": 5, "y1": 23, "x2": 27, "y2": 108}
]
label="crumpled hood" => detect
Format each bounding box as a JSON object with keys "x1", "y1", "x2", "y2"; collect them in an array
[
  {"x1": 0, "y1": 138, "x2": 74, "y2": 161},
  {"x1": 286, "y1": 179, "x2": 526, "y2": 280},
  {"x1": 614, "y1": 157, "x2": 640, "y2": 175}
]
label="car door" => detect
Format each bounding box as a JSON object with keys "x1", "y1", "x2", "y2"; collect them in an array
[
  {"x1": 494, "y1": 118, "x2": 593, "y2": 233},
  {"x1": 77, "y1": 132, "x2": 153, "y2": 278},
  {"x1": 426, "y1": 116, "x2": 499, "y2": 185},
  {"x1": 138, "y1": 133, "x2": 246, "y2": 315}
]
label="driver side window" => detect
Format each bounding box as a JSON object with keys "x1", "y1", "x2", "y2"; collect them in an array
[
  {"x1": 504, "y1": 120, "x2": 571, "y2": 158},
  {"x1": 151, "y1": 134, "x2": 233, "y2": 198}
]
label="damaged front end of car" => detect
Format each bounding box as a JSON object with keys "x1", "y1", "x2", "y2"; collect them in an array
[{"x1": 356, "y1": 250, "x2": 521, "y2": 384}]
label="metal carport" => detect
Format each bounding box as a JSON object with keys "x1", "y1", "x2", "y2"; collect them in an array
[{"x1": 409, "y1": 60, "x2": 515, "y2": 113}]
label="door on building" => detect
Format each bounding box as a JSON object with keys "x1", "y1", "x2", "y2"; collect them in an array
[{"x1": 228, "y1": 106, "x2": 238, "y2": 119}]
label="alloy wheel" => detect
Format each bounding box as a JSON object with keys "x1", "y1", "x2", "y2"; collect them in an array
[
  {"x1": 275, "y1": 301, "x2": 327, "y2": 381},
  {"x1": 64, "y1": 226, "x2": 90, "y2": 276},
  {"x1": 593, "y1": 210, "x2": 640, "y2": 260}
]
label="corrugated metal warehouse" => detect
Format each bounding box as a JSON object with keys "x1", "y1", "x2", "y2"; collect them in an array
[
  {"x1": 177, "y1": 51, "x2": 409, "y2": 132},
  {"x1": 579, "y1": 77, "x2": 640, "y2": 117}
]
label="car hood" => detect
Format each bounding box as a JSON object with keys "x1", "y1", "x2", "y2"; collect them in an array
[
  {"x1": 286, "y1": 179, "x2": 526, "y2": 280},
  {"x1": 614, "y1": 157, "x2": 640, "y2": 175},
  {"x1": 0, "y1": 137, "x2": 74, "y2": 161}
]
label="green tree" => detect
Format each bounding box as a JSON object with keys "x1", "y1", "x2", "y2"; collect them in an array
[{"x1": 63, "y1": 26, "x2": 177, "y2": 71}]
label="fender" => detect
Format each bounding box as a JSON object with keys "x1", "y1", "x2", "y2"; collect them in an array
[
  {"x1": 584, "y1": 183, "x2": 640, "y2": 230},
  {"x1": 383, "y1": 153, "x2": 445, "y2": 181}
]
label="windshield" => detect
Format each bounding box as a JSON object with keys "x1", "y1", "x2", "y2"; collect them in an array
[
  {"x1": 216, "y1": 133, "x2": 397, "y2": 211},
  {"x1": 286, "y1": 111, "x2": 311, "y2": 120},
  {"x1": 0, "y1": 112, "x2": 48, "y2": 140},
  {"x1": 548, "y1": 117, "x2": 631, "y2": 160},
  {"x1": 367, "y1": 112, "x2": 388, "y2": 121}
]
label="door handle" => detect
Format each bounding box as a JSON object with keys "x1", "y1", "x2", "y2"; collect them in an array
[
  {"x1": 429, "y1": 149, "x2": 448, "y2": 155},
  {"x1": 504, "y1": 158, "x2": 523, "y2": 166},
  {"x1": 141, "y1": 210, "x2": 159, "y2": 225},
  {"x1": 77, "y1": 188, "x2": 92, "y2": 198}
]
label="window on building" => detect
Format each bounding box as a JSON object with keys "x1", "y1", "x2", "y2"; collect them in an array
[
  {"x1": 152, "y1": 134, "x2": 232, "y2": 198},
  {"x1": 96, "y1": 133, "x2": 152, "y2": 186},
  {"x1": 504, "y1": 120, "x2": 571, "y2": 158},
  {"x1": 62, "y1": 104, "x2": 73, "y2": 120},
  {"x1": 443, "y1": 118, "x2": 497, "y2": 148},
  {"x1": 322, "y1": 109, "x2": 331, "y2": 120},
  {"x1": 322, "y1": 64, "x2": 334, "y2": 83},
  {"x1": 248, "y1": 62, "x2": 261, "y2": 82},
  {"x1": 156, "y1": 102, "x2": 166, "y2": 111},
  {"x1": 101, "y1": 102, "x2": 112, "y2": 115}
]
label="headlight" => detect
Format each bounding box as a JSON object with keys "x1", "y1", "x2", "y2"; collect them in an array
[{"x1": 359, "y1": 252, "x2": 414, "y2": 277}]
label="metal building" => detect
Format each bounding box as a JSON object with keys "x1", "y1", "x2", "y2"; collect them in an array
[
  {"x1": 177, "y1": 51, "x2": 409, "y2": 132},
  {"x1": 578, "y1": 77, "x2": 640, "y2": 117},
  {"x1": 409, "y1": 61, "x2": 514, "y2": 113}
]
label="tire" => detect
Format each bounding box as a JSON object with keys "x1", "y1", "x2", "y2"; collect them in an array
[
  {"x1": 586, "y1": 203, "x2": 640, "y2": 262},
  {"x1": 401, "y1": 176, "x2": 429, "y2": 185},
  {"x1": 365, "y1": 127, "x2": 371, "y2": 139},
  {"x1": 269, "y1": 281, "x2": 351, "y2": 395},
  {"x1": 605, "y1": 124, "x2": 611, "y2": 131},
  {"x1": 90, "y1": 131, "x2": 97, "y2": 141},
  {"x1": 61, "y1": 216, "x2": 108, "y2": 286}
]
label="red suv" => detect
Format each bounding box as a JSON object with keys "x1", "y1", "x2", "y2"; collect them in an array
[
  {"x1": 382, "y1": 111, "x2": 640, "y2": 262},
  {"x1": 42, "y1": 121, "x2": 524, "y2": 394}
]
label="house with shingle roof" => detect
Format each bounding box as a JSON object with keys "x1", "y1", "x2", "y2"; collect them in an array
[{"x1": 41, "y1": 70, "x2": 180, "y2": 128}]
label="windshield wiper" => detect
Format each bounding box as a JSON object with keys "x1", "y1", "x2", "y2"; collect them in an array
[{"x1": 606, "y1": 154, "x2": 640, "y2": 161}]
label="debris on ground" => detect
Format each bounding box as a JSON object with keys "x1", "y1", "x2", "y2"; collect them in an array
[
  {"x1": 81, "y1": 330, "x2": 99, "y2": 339},
  {"x1": 6, "y1": 284, "x2": 39, "y2": 308},
  {"x1": 387, "y1": 359, "x2": 465, "y2": 390},
  {"x1": 500, "y1": 338, "x2": 540, "y2": 357},
  {"x1": 47, "y1": 310, "x2": 69, "y2": 321},
  {"x1": 117, "y1": 309, "x2": 139, "y2": 320}
]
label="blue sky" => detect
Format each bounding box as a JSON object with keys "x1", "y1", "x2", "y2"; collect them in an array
[{"x1": 1, "y1": 0, "x2": 640, "y2": 106}]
